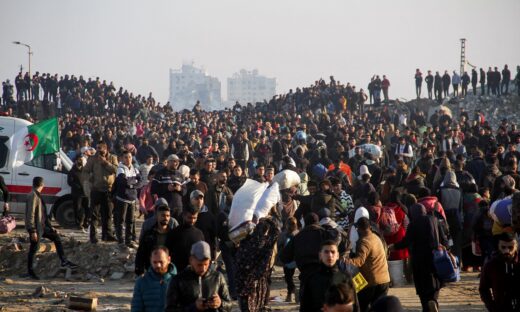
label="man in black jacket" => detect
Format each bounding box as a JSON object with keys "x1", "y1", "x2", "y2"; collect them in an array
[
  {"x1": 442, "y1": 71, "x2": 451, "y2": 98},
  {"x1": 165, "y1": 241, "x2": 232, "y2": 312},
  {"x1": 205, "y1": 171, "x2": 233, "y2": 216},
  {"x1": 151, "y1": 154, "x2": 182, "y2": 217},
  {"x1": 67, "y1": 156, "x2": 89, "y2": 230},
  {"x1": 425, "y1": 70, "x2": 434, "y2": 99},
  {"x1": 301, "y1": 240, "x2": 357, "y2": 312},
  {"x1": 135, "y1": 201, "x2": 174, "y2": 276},
  {"x1": 113, "y1": 151, "x2": 141, "y2": 247},
  {"x1": 471, "y1": 68, "x2": 478, "y2": 95},
  {"x1": 191, "y1": 190, "x2": 218, "y2": 260},
  {"x1": 167, "y1": 200, "x2": 205, "y2": 272},
  {"x1": 434, "y1": 72, "x2": 443, "y2": 101},
  {"x1": 480, "y1": 68, "x2": 486, "y2": 95},
  {"x1": 280, "y1": 213, "x2": 333, "y2": 302}
]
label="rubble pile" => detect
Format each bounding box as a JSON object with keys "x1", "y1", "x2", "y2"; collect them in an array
[
  {"x1": 445, "y1": 93, "x2": 520, "y2": 129},
  {"x1": 0, "y1": 236, "x2": 137, "y2": 281},
  {"x1": 403, "y1": 93, "x2": 520, "y2": 129}
]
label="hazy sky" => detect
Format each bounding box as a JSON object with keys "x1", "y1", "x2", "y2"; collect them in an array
[{"x1": 1, "y1": 0, "x2": 519, "y2": 108}]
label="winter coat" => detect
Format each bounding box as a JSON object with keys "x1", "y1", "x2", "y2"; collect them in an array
[
  {"x1": 395, "y1": 204, "x2": 443, "y2": 297},
  {"x1": 67, "y1": 164, "x2": 85, "y2": 197},
  {"x1": 114, "y1": 163, "x2": 140, "y2": 203},
  {"x1": 166, "y1": 223, "x2": 205, "y2": 272},
  {"x1": 165, "y1": 267, "x2": 232, "y2": 312},
  {"x1": 131, "y1": 264, "x2": 177, "y2": 312},
  {"x1": 83, "y1": 153, "x2": 118, "y2": 192},
  {"x1": 301, "y1": 263, "x2": 358, "y2": 312},
  {"x1": 382, "y1": 203, "x2": 409, "y2": 260},
  {"x1": 205, "y1": 184, "x2": 233, "y2": 216},
  {"x1": 25, "y1": 191, "x2": 53, "y2": 236},
  {"x1": 479, "y1": 252, "x2": 520, "y2": 312},
  {"x1": 343, "y1": 231, "x2": 391, "y2": 287},
  {"x1": 135, "y1": 223, "x2": 174, "y2": 275},
  {"x1": 279, "y1": 223, "x2": 330, "y2": 276}
]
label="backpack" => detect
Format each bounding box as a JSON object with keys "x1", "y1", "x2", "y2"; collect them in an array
[{"x1": 379, "y1": 205, "x2": 400, "y2": 236}]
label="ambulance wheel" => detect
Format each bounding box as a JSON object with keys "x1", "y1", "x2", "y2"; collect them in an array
[{"x1": 55, "y1": 200, "x2": 76, "y2": 228}]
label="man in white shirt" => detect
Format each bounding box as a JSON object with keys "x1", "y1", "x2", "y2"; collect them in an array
[{"x1": 394, "y1": 136, "x2": 413, "y2": 165}]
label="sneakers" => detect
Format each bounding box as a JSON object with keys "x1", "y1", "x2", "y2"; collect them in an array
[{"x1": 61, "y1": 260, "x2": 79, "y2": 270}]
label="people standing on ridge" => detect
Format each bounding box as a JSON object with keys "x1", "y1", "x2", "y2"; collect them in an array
[
  {"x1": 425, "y1": 70, "x2": 434, "y2": 99},
  {"x1": 415, "y1": 69, "x2": 423, "y2": 99}
]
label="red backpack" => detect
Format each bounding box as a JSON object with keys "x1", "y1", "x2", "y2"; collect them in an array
[{"x1": 379, "y1": 205, "x2": 400, "y2": 236}]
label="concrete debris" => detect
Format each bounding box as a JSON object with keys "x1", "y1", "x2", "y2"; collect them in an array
[
  {"x1": 0, "y1": 236, "x2": 137, "y2": 281},
  {"x1": 403, "y1": 94, "x2": 520, "y2": 130},
  {"x1": 32, "y1": 286, "x2": 52, "y2": 298},
  {"x1": 110, "y1": 271, "x2": 125, "y2": 280},
  {"x1": 68, "y1": 296, "x2": 98, "y2": 311},
  {"x1": 2, "y1": 278, "x2": 14, "y2": 285}
]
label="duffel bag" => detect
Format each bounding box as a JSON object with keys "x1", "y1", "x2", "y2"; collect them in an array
[{"x1": 0, "y1": 215, "x2": 16, "y2": 234}]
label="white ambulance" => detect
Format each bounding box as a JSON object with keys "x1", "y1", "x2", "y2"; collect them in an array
[{"x1": 0, "y1": 116, "x2": 76, "y2": 228}]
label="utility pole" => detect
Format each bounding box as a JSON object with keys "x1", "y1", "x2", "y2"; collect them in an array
[
  {"x1": 13, "y1": 41, "x2": 33, "y2": 99},
  {"x1": 460, "y1": 38, "x2": 466, "y2": 75}
]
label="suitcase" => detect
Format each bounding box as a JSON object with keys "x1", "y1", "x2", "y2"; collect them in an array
[{"x1": 0, "y1": 214, "x2": 16, "y2": 234}]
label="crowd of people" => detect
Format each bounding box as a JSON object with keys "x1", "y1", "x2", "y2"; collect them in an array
[{"x1": 2, "y1": 66, "x2": 520, "y2": 312}]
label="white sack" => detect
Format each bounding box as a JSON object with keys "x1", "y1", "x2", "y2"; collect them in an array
[
  {"x1": 272, "y1": 170, "x2": 301, "y2": 190},
  {"x1": 254, "y1": 182, "x2": 281, "y2": 220},
  {"x1": 228, "y1": 179, "x2": 268, "y2": 231}
]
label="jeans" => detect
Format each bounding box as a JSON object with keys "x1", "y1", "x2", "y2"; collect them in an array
[
  {"x1": 358, "y1": 282, "x2": 389, "y2": 312},
  {"x1": 427, "y1": 86, "x2": 433, "y2": 99},
  {"x1": 72, "y1": 195, "x2": 89, "y2": 228},
  {"x1": 452, "y1": 84, "x2": 459, "y2": 97},
  {"x1": 416, "y1": 84, "x2": 422, "y2": 98},
  {"x1": 502, "y1": 81, "x2": 510, "y2": 94},
  {"x1": 114, "y1": 200, "x2": 135, "y2": 244},
  {"x1": 90, "y1": 190, "x2": 114, "y2": 241},
  {"x1": 28, "y1": 231, "x2": 66, "y2": 273}
]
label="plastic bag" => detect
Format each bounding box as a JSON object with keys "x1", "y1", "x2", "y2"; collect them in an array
[
  {"x1": 273, "y1": 170, "x2": 301, "y2": 190},
  {"x1": 254, "y1": 182, "x2": 281, "y2": 220},
  {"x1": 228, "y1": 179, "x2": 268, "y2": 231}
]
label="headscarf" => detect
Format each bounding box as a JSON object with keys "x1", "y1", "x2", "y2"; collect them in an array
[
  {"x1": 349, "y1": 207, "x2": 369, "y2": 252},
  {"x1": 441, "y1": 170, "x2": 459, "y2": 188}
]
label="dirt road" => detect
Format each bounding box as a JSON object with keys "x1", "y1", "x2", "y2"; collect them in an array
[{"x1": 0, "y1": 218, "x2": 485, "y2": 311}]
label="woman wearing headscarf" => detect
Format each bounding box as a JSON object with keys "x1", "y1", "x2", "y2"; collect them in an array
[{"x1": 391, "y1": 201, "x2": 447, "y2": 312}]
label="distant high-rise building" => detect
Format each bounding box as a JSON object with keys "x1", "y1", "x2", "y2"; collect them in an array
[
  {"x1": 227, "y1": 69, "x2": 276, "y2": 104},
  {"x1": 169, "y1": 63, "x2": 221, "y2": 111}
]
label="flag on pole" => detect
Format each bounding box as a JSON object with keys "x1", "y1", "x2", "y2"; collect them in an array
[{"x1": 10, "y1": 118, "x2": 60, "y2": 168}]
